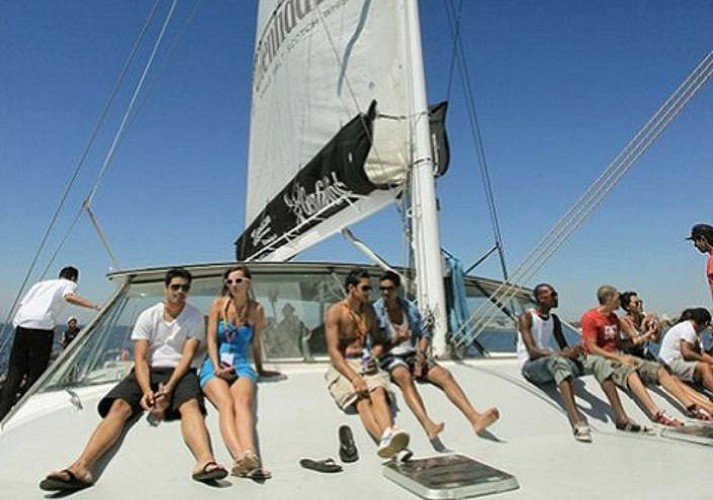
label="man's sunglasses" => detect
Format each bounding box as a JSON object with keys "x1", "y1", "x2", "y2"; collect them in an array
[
  {"x1": 169, "y1": 283, "x2": 191, "y2": 292},
  {"x1": 359, "y1": 285, "x2": 372, "y2": 292},
  {"x1": 379, "y1": 286, "x2": 395, "y2": 291}
]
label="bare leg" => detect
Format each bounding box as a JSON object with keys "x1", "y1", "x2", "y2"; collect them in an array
[
  {"x1": 426, "y1": 365, "x2": 499, "y2": 434},
  {"x1": 46, "y1": 399, "x2": 133, "y2": 483},
  {"x1": 390, "y1": 366, "x2": 444, "y2": 439},
  {"x1": 599, "y1": 378, "x2": 630, "y2": 426},
  {"x1": 626, "y1": 372, "x2": 660, "y2": 418},
  {"x1": 355, "y1": 388, "x2": 393, "y2": 442},
  {"x1": 696, "y1": 363, "x2": 713, "y2": 393},
  {"x1": 203, "y1": 378, "x2": 242, "y2": 460},
  {"x1": 557, "y1": 377, "x2": 585, "y2": 427},
  {"x1": 230, "y1": 378, "x2": 255, "y2": 454},
  {"x1": 179, "y1": 398, "x2": 219, "y2": 475},
  {"x1": 657, "y1": 368, "x2": 696, "y2": 408}
]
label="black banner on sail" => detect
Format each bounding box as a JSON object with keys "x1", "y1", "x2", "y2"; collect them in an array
[
  {"x1": 235, "y1": 102, "x2": 378, "y2": 261},
  {"x1": 429, "y1": 101, "x2": 450, "y2": 177}
]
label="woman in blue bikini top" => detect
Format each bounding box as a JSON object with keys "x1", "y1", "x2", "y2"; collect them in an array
[{"x1": 199, "y1": 264, "x2": 278, "y2": 479}]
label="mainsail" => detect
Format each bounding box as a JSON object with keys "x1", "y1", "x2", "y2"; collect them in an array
[{"x1": 236, "y1": 0, "x2": 415, "y2": 261}]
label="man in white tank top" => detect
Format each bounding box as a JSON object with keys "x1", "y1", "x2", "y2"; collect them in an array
[{"x1": 518, "y1": 284, "x2": 647, "y2": 440}]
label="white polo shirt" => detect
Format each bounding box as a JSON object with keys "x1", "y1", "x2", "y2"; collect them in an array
[
  {"x1": 13, "y1": 278, "x2": 77, "y2": 330},
  {"x1": 131, "y1": 302, "x2": 205, "y2": 368}
]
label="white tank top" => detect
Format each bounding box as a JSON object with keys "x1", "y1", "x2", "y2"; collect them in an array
[{"x1": 516, "y1": 309, "x2": 555, "y2": 369}]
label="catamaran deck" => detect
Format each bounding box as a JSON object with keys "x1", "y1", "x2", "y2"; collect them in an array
[{"x1": 1, "y1": 358, "x2": 711, "y2": 499}]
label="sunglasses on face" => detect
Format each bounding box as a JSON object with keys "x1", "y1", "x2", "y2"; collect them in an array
[
  {"x1": 225, "y1": 278, "x2": 247, "y2": 285},
  {"x1": 379, "y1": 286, "x2": 395, "y2": 292},
  {"x1": 359, "y1": 285, "x2": 372, "y2": 292},
  {"x1": 169, "y1": 283, "x2": 190, "y2": 292}
]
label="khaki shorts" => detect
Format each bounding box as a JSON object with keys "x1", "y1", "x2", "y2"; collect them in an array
[
  {"x1": 325, "y1": 359, "x2": 392, "y2": 411},
  {"x1": 664, "y1": 358, "x2": 698, "y2": 382},
  {"x1": 607, "y1": 358, "x2": 662, "y2": 390}
]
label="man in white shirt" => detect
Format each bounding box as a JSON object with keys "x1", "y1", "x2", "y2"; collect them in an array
[
  {"x1": 0, "y1": 266, "x2": 100, "y2": 420},
  {"x1": 40, "y1": 268, "x2": 227, "y2": 492},
  {"x1": 659, "y1": 308, "x2": 713, "y2": 391}
]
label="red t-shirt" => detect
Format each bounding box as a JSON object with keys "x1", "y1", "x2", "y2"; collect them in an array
[{"x1": 581, "y1": 308, "x2": 619, "y2": 353}]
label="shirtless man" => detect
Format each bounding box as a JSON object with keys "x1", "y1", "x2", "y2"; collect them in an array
[{"x1": 324, "y1": 269, "x2": 410, "y2": 459}]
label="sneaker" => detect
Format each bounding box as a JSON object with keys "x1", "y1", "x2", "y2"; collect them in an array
[
  {"x1": 573, "y1": 423, "x2": 592, "y2": 443},
  {"x1": 377, "y1": 428, "x2": 410, "y2": 458},
  {"x1": 393, "y1": 448, "x2": 414, "y2": 463},
  {"x1": 654, "y1": 410, "x2": 684, "y2": 427}
]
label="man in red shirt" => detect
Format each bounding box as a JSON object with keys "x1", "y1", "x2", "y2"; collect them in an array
[
  {"x1": 686, "y1": 223, "x2": 713, "y2": 301},
  {"x1": 582, "y1": 285, "x2": 711, "y2": 425}
]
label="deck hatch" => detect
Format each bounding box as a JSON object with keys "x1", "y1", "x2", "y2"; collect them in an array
[{"x1": 383, "y1": 454, "x2": 519, "y2": 499}]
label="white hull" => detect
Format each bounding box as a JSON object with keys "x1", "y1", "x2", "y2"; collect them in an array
[{"x1": 2, "y1": 358, "x2": 710, "y2": 499}]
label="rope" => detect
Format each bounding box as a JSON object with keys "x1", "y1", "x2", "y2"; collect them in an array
[{"x1": 452, "y1": 50, "x2": 713, "y2": 349}]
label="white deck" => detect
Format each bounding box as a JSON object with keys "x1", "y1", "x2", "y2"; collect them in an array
[{"x1": 1, "y1": 359, "x2": 711, "y2": 499}]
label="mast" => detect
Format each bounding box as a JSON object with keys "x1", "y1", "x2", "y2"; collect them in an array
[{"x1": 403, "y1": 0, "x2": 448, "y2": 356}]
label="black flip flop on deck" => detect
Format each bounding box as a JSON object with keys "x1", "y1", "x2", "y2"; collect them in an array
[
  {"x1": 300, "y1": 458, "x2": 343, "y2": 473},
  {"x1": 39, "y1": 469, "x2": 93, "y2": 492},
  {"x1": 338, "y1": 425, "x2": 359, "y2": 463}
]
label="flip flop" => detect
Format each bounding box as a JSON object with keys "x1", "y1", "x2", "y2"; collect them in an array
[
  {"x1": 246, "y1": 467, "x2": 272, "y2": 480},
  {"x1": 338, "y1": 425, "x2": 359, "y2": 463},
  {"x1": 192, "y1": 461, "x2": 228, "y2": 482},
  {"x1": 39, "y1": 469, "x2": 93, "y2": 492},
  {"x1": 300, "y1": 458, "x2": 343, "y2": 473},
  {"x1": 615, "y1": 419, "x2": 651, "y2": 433}
]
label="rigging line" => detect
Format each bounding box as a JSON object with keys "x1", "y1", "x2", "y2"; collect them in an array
[
  {"x1": 0, "y1": 0, "x2": 162, "y2": 341},
  {"x1": 453, "y1": 51, "x2": 713, "y2": 347},
  {"x1": 127, "y1": 0, "x2": 205, "y2": 132},
  {"x1": 41, "y1": 0, "x2": 197, "y2": 281},
  {"x1": 85, "y1": 0, "x2": 179, "y2": 207},
  {"x1": 454, "y1": 54, "x2": 713, "y2": 345},
  {"x1": 457, "y1": 64, "x2": 713, "y2": 348},
  {"x1": 443, "y1": 0, "x2": 464, "y2": 101},
  {"x1": 445, "y1": 0, "x2": 509, "y2": 279}
]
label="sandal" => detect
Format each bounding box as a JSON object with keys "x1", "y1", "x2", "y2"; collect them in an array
[
  {"x1": 686, "y1": 405, "x2": 713, "y2": 422},
  {"x1": 654, "y1": 410, "x2": 684, "y2": 427},
  {"x1": 39, "y1": 469, "x2": 93, "y2": 492},
  {"x1": 573, "y1": 423, "x2": 592, "y2": 443},
  {"x1": 192, "y1": 462, "x2": 228, "y2": 482},
  {"x1": 338, "y1": 425, "x2": 359, "y2": 463},
  {"x1": 615, "y1": 419, "x2": 651, "y2": 433},
  {"x1": 300, "y1": 458, "x2": 343, "y2": 473},
  {"x1": 231, "y1": 450, "x2": 260, "y2": 477}
]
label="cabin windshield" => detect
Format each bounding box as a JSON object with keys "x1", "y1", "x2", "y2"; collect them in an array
[{"x1": 36, "y1": 265, "x2": 537, "y2": 393}]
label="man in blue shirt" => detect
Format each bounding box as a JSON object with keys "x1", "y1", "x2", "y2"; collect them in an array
[{"x1": 373, "y1": 271, "x2": 499, "y2": 439}]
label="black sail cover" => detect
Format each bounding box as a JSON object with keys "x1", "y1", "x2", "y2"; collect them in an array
[
  {"x1": 235, "y1": 103, "x2": 378, "y2": 261},
  {"x1": 234, "y1": 100, "x2": 449, "y2": 261}
]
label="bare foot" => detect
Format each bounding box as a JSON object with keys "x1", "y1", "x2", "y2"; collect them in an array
[
  {"x1": 426, "y1": 421, "x2": 445, "y2": 440},
  {"x1": 473, "y1": 407, "x2": 500, "y2": 435}
]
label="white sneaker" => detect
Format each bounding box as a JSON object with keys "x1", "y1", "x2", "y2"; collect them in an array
[
  {"x1": 377, "y1": 428, "x2": 410, "y2": 458},
  {"x1": 393, "y1": 448, "x2": 414, "y2": 463}
]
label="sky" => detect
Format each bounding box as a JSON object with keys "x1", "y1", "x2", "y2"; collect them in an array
[{"x1": 0, "y1": 0, "x2": 712, "y2": 323}]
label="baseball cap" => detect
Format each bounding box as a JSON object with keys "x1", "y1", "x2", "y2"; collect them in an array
[{"x1": 685, "y1": 224, "x2": 713, "y2": 241}]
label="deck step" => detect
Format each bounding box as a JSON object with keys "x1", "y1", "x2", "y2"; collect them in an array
[{"x1": 383, "y1": 454, "x2": 519, "y2": 499}]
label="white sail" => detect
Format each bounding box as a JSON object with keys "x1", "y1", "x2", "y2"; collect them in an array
[{"x1": 240, "y1": 0, "x2": 413, "y2": 261}]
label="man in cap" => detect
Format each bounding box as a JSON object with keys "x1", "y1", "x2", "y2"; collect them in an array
[{"x1": 686, "y1": 223, "x2": 713, "y2": 301}]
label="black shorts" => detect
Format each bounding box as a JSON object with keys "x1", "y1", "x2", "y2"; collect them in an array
[{"x1": 97, "y1": 368, "x2": 205, "y2": 421}]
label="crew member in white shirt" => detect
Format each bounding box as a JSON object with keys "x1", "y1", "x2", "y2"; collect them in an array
[
  {"x1": 0, "y1": 266, "x2": 100, "y2": 420},
  {"x1": 658, "y1": 308, "x2": 713, "y2": 392}
]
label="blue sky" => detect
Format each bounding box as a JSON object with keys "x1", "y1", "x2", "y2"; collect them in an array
[{"x1": 1, "y1": 0, "x2": 711, "y2": 322}]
